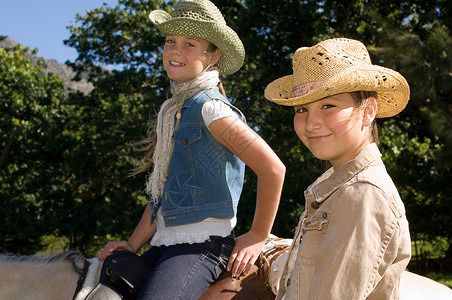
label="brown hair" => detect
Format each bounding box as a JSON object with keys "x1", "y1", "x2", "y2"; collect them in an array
[{"x1": 350, "y1": 91, "x2": 379, "y2": 145}]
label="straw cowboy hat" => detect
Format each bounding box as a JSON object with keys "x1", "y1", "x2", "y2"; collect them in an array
[
  {"x1": 265, "y1": 38, "x2": 410, "y2": 118},
  {"x1": 149, "y1": 0, "x2": 245, "y2": 75}
]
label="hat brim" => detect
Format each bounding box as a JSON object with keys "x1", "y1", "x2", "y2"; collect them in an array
[
  {"x1": 149, "y1": 10, "x2": 245, "y2": 75},
  {"x1": 264, "y1": 65, "x2": 410, "y2": 118}
]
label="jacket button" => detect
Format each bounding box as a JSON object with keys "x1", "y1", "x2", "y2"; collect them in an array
[
  {"x1": 311, "y1": 201, "x2": 320, "y2": 209},
  {"x1": 182, "y1": 139, "x2": 188, "y2": 146},
  {"x1": 323, "y1": 212, "x2": 328, "y2": 219}
]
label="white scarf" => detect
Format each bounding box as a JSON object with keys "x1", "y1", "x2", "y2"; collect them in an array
[{"x1": 146, "y1": 68, "x2": 220, "y2": 205}]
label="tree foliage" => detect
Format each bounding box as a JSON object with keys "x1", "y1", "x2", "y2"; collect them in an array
[
  {"x1": 1, "y1": 0, "x2": 451, "y2": 265},
  {"x1": 0, "y1": 44, "x2": 66, "y2": 254}
]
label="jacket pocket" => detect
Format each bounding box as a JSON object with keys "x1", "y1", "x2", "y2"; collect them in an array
[
  {"x1": 299, "y1": 211, "x2": 330, "y2": 264},
  {"x1": 288, "y1": 211, "x2": 330, "y2": 298},
  {"x1": 302, "y1": 211, "x2": 329, "y2": 232}
]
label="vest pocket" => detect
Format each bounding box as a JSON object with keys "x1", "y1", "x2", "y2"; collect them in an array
[{"x1": 174, "y1": 125, "x2": 202, "y2": 147}]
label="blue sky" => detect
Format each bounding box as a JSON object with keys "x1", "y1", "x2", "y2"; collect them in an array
[{"x1": 0, "y1": 0, "x2": 119, "y2": 63}]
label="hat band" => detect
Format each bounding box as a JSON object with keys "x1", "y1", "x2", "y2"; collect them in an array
[{"x1": 292, "y1": 79, "x2": 327, "y2": 98}]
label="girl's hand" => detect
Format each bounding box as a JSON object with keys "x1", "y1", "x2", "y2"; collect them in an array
[
  {"x1": 227, "y1": 231, "x2": 267, "y2": 278},
  {"x1": 97, "y1": 241, "x2": 135, "y2": 261}
]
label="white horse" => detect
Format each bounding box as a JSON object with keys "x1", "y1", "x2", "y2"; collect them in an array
[
  {"x1": 400, "y1": 270, "x2": 452, "y2": 300},
  {"x1": 0, "y1": 250, "x2": 451, "y2": 300},
  {"x1": 0, "y1": 251, "x2": 101, "y2": 300}
]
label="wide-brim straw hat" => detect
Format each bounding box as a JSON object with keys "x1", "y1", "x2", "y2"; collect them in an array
[
  {"x1": 149, "y1": 0, "x2": 245, "y2": 75},
  {"x1": 265, "y1": 38, "x2": 410, "y2": 118}
]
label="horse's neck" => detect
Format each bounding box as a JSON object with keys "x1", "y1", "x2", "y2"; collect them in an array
[{"x1": 0, "y1": 260, "x2": 79, "y2": 300}]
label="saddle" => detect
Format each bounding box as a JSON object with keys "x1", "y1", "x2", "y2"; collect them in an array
[
  {"x1": 85, "y1": 236, "x2": 289, "y2": 300},
  {"x1": 199, "y1": 264, "x2": 275, "y2": 300},
  {"x1": 200, "y1": 236, "x2": 291, "y2": 299},
  {"x1": 88, "y1": 251, "x2": 152, "y2": 300}
]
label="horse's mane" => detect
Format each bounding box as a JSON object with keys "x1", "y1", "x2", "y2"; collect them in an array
[{"x1": 0, "y1": 250, "x2": 86, "y2": 274}]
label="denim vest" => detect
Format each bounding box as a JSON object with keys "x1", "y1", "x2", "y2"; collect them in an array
[{"x1": 150, "y1": 87, "x2": 246, "y2": 227}]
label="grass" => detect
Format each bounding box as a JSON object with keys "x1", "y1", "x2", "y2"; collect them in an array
[
  {"x1": 409, "y1": 237, "x2": 452, "y2": 289},
  {"x1": 425, "y1": 271, "x2": 452, "y2": 289},
  {"x1": 411, "y1": 237, "x2": 449, "y2": 260}
]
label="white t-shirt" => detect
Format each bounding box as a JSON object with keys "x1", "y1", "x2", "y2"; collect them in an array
[{"x1": 150, "y1": 99, "x2": 241, "y2": 246}]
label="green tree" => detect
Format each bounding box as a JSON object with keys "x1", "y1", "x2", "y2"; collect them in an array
[
  {"x1": 61, "y1": 0, "x2": 452, "y2": 256},
  {"x1": 0, "y1": 42, "x2": 66, "y2": 254},
  {"x1": 3, "y1": 0, "x2": 451, "y2": 266},
  {"x1": 374, "y1": 23, "x2": 452, "y2": 267}
]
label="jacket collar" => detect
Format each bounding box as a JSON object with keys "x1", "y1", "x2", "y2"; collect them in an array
[{"x1": 308, "y1": 143, "x2": 382, "y2": 205}]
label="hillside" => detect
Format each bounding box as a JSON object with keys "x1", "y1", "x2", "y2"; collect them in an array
[{"x1": 0, "y1": 36, "x2": 93, "y2": 94}]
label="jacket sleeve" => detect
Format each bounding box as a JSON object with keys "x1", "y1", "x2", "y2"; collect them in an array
[{"x1": 308, "y1": 182, "x2": 403, "y2": 299}]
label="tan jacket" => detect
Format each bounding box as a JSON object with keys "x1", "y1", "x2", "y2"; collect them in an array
[{"x1": 277, "y1": 143, "x2": 411, "y2": 300}]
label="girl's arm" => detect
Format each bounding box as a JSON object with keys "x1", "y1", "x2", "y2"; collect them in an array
[
  {"x1": 307, "y1": 184, "x2": 408, "y2": 299},
  {"x1": 208, "y1": 115, "x2": 286, "y2": 278},
  {"x1": 97, "y1": 203, "x2": 156, "y2": 261}
]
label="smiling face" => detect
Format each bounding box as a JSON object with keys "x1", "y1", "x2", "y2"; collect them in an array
[
  {"x1": 293, "y1": 93, "x2": 377, "y2": 169},
  {"x1": 162, "y1": 35, "x2": 219, "y2": 84}
]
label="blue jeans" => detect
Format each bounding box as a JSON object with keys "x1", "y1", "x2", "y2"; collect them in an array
[{"x1": 138, "y1": 234, "x2": 235, "y2": 300}]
